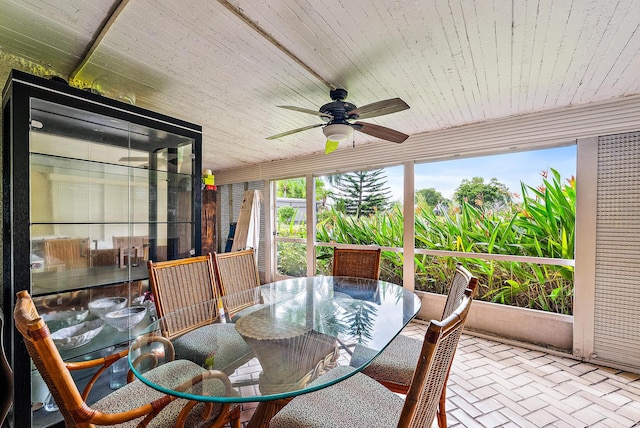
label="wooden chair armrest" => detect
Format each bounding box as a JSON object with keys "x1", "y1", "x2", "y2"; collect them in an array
[
  {"x1": 174, "y1": 369, "x2": 233, "y2": 395},
  {"x1": 128, "y1": 335, "x2": 175, "y2": 382},
  {"x1": 65, "y1": 349, "x2": 129, "y2": 401},
  {"x1": 66, "y1": 336, "x2": 174, "y2": 400},
  {"x1": 130, "y1": 333, "x2": 175, "y2": 357},
  {"x1": 176, "y1": 402, "x2": 234, "y2": 428},
  {"x1": 174, "y1": 370, "x2": 234, "y2": 428},
  {"x1": 65, "y1": 349, "x2": 128, "y2": 371}
]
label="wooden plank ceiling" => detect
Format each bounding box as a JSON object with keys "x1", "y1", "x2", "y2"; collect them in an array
[{"x1": 0, "y1": 0, "x2": 639, "y2": 172}]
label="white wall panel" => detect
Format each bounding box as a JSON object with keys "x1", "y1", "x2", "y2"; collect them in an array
[{"x1": 593, "y1": 131, "x2": 640, "y2": 370}]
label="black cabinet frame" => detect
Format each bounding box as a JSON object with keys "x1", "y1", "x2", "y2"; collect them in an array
[{"x1": 1, "y1": 70, "x2": 202, "y2": 427}]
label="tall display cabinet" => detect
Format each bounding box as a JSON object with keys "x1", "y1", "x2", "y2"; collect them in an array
[{"x1": 1, "y1": 70, "x2": 202, "y2": 427}]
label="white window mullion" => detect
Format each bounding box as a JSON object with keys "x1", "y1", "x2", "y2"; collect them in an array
[
  {"x1": 403, "y1": 161, "x2": 415, "y2": 292},
  {"x1": 306, "y1": 174, "x2": 315, "y2": 277}
]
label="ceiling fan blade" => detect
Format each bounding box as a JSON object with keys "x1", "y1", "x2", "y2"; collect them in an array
[
  {"x1": 277, "y1": 105, "x2": 333, "y2": 119},
  {"x1": 266, "y1": 123, "x2": 324, "y2": 140},
  {"x1": 119, "y1": 157, "x2": 148, "y2": 162},
  {"x1": 347, "y1": 98, "x2": 410, "y2": 120},
  {"x1": 353, "y1": 121, "x2": 409, "y2": 144},
  {"x1": 119, "y1": 153, "x2": 178, "y2": 162}
]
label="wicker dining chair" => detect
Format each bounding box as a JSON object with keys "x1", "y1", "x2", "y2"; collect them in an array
[
  {"x1": 148, "y1": 254, "x2": 253, "y2": 374},
  {"x1": 113, "y1": 235, "x2": 149, "y2": 268},
  {"x1": 269, "y1": 287, "x2": 474, "y2": 428},
  {"x1": 213, "y1": 249, "x2": 262, "y2": 316},
  {"x1": 14, "y1": 290, "x2": 240, "y2": 428},
  {"x1": 352, "y1": 263, "x2": 478, "y2": 428},
  {"x1": 332, "y1": 247, "x2": 381, "y2": 280},
  {"x1": 43, "y1": 237, "x2": 91, "y2": 270}
]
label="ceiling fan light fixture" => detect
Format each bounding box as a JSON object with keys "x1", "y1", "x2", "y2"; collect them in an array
[
  {"x1": 322, "y1": 123, "x2": 353, "y2": 142},
  {"x1": 325, "y1": 139, "x2": 340, "y2": 154}
]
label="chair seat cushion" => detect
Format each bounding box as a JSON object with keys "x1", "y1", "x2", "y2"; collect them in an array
[
  {"x1": 173, "y1": 322, "x2": 253, "y2": 373},
  {"x1": 93, "y1": 359, "x2": 236, "y2": 427},
  {"x1": 350, "y1": 334, "x2": 421, "y2": 388},
  {"x1": 269, "y1": 366, "x2": 403, "y2": 428}
]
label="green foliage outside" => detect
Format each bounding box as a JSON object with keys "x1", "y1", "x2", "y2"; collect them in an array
[
  {"x1": 415, "y1": 187, "x2": 448, "y2": 211},
  {"x1": 329, "y1": 169, "x2": 391, "y2": 218},
  {"x1": 276, "y1": 169, "x2": 576, "y2": 315},
  {"x1": 412, "y1": 169, "x2": 575, "y2": 314},
  {"x1": 277, "y1": 177, "x2": 305, "y2": 198},
  {"x1": 276, "y1": 177, "x2": 329, "y2": 205},
  {"x1": 453, "y1": 177, "x2": 512, "y2": 209},
  {"x1": 277, "y1": 206, "x2": 296, "y2": 224},
  {"x1": 277, "y1": 242, "x2": 307, "y2": 277}
]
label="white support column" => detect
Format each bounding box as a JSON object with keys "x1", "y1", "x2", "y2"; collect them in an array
[
  {"x1": 264, "y1": 179, "x2": 275, "y2": 282},
  {"x1": 403, "y1": 161, "x2": 415, "y2": 291},
  {"x1": 306, "y1": 174, "x2": 316, "y2": 277},
  {"x1": 573, "y1": 137, "x2": 598, "y2": 359}
]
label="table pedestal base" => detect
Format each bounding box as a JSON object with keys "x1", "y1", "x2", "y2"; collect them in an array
[{"x1": 246, "y1": 398, "x2": 292, "y2": 428}]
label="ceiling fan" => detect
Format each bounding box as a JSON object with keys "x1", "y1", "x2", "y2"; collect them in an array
[
  {"x1": 118, "y1": 152, "x2": 180, "y2": 169},
  {"x1": 266, "y1": 88, "x2": 410, "y2": 154},
  {"x1": 118, "y1": 152, "x2": 179, "y2": 162}
]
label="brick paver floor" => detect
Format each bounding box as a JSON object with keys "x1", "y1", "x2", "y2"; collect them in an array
[{"x1": 235, "y1": 321, "x2": 640, "y2": 427}]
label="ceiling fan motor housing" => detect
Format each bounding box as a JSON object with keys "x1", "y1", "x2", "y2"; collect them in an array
[
  {"x1": 320, "y1": 100, "x2": 358, "y2": 123},
  {"x1": 329, "y1": 88, "x2": 348, "y2": 101}
]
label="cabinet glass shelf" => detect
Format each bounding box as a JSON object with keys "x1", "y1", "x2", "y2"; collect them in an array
[{"x1": 31, "y1": 265, "x2": 149, "y2": 296}]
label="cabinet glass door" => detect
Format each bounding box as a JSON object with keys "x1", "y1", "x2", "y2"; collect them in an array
[{"x1": 29, "y1": 98, "x2": 195, "y2": 298}]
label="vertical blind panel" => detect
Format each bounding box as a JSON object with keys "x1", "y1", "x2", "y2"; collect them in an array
[
  {"x1": 247, "y1": 181, "x2": 265, "y2": 275},
  {"x1": 594, "y1": 131, "x2": 640, "y2": 368},
  {"x1": 218, "y1": 184, "x2": 231, "y2": 253},
  {"x1": 217, "y1": 181, "x2": 265, "y2": 275},
  {"x1": 219, "y1": 184, "x2": 245, "y2": 252},
  {"x1": 231, "y1": 183, "x2": 245, "y2": 227}
]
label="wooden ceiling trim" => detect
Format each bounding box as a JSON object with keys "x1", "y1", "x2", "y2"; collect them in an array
[
  {"x1": 70, "y1": 0, "x2": 131, "y2": 80},
  {"x1": 217, "y1": 0, "x2": 333, "y2": 90}
]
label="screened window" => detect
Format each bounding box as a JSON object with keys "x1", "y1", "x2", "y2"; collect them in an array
[{"x1": 413, "y1": 146, "x2": 577, "y2": 314}]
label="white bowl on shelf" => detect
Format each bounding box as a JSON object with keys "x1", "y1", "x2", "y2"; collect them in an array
[
  {"x1": 41, "y1": 309, "x2": 89, "y2": 332},
  {"x1": 88, "y1": 297, "x2": 127, "y2": 319},
  {"x1": 50, "y1": 319, "x2": 104, "y2": 350},
  {"x1": 104, "y1": 305, "x2": 147, "y2": 331}
]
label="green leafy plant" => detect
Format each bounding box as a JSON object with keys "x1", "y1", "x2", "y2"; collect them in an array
[
  {"x1": 277, "y1": 168, "x2": 576, "y2": 315},
  {"x1": 204, "y1": 352, "x2": 215, "y2": 370},
  {"x1": 276, "y1": 242, "x2": 307, "y2": 277},
  {"x1": 277, "y1": 205, "x2": 296, "y2": 224}
]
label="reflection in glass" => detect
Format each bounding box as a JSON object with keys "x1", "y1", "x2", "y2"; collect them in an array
[
  {"x1": 130, "y1": 277, "x2": 420, "y2": 404},
  {"x1": 27, "y1": 98, "x2": 195, "y2": 296}
]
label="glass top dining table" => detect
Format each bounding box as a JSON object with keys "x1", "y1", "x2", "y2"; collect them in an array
[{"x1": 129, "y1": 276, "x2": 420, "y2": 424}]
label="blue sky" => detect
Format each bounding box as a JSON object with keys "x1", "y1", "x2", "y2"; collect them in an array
[{"x1": 383, "y1": 145, "x2": 577, "y2": 202}]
